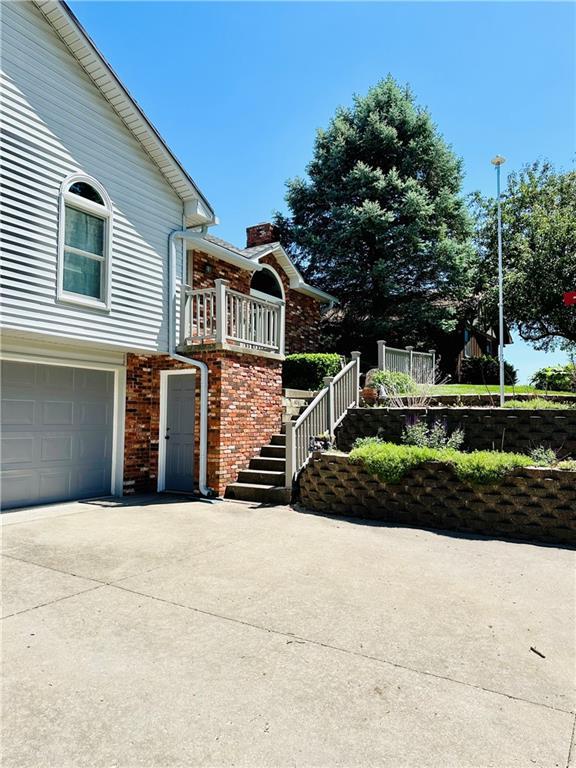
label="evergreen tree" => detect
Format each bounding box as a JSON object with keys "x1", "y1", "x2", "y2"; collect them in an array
[{"x1": 275, "y1": 76, "x2": 474, "y2": 359}]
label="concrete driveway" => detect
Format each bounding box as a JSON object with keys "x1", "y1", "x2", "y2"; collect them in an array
[{"x1": 2, "y1": 497, "x2": 575, "y2": 768}]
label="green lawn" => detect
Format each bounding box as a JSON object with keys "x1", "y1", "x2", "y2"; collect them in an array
[{"x1": 427, "y1": 384, "x2": 576, "y2": 397}]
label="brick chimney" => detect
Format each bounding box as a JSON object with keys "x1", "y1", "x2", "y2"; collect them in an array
[{"x1": 246, "y1": 222, "x2": 279, "y2": 248}]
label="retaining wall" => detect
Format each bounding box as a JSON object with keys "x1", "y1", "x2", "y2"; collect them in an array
[
  {"x1": 394, "y1": 394, "x2": 576, "y2": 407},
  {"x1": 336, "y1": 407, "x2": 576, "y2": 457},
  {"x1": 299, "y1": 452, "x2": 576, "y2": 546}
]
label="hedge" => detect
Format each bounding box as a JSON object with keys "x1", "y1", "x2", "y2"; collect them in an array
[{"x1": 282, "y1": 353, "x2": 343, "y2": 390}]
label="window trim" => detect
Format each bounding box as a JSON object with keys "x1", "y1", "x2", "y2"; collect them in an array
[
  {"x1": 57, "y1": 173, "x2": 113, "y2": 310},
  {"x1": 249, "y1": 264, "x2": 285, "y2": 304},
  {"x1": 463, "y1": 328, "x2": 473, "y2": 359}
]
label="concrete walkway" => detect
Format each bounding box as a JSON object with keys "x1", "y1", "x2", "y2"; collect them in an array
[{"x1": 2, "y1": 496, "x2": 575, "y2": 767}]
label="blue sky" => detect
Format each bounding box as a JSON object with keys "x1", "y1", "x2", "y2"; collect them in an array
[{"x1": 69, "y1": 1, "x2": 575, "y2": 382}]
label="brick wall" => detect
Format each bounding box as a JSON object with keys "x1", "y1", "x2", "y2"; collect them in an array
[
  {"x1": 188, "y1": 249, "x2": 249, "y2": 293},
  {"x1": 124, "y1": 350, "x2": 282, "y2": 497},
  {"x1": 187, "y1": 248, "x2": 322, "y2": 355},
  {"x1": 337, "y1": 407, "x2": 576, "y2": 458},
  {"x1": 300, "y1": 452, "x2": 576, "y2": 546},
  {"x1": 207, "y1": 351, "x2": 282, "y2": 493},
  {"x1": 124, "y1": 355, "x2": 200, "y2": 496}
]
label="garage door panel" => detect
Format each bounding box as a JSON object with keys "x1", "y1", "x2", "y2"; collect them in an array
[
  {"x1": 78, "y1": 401, "x2": 109, "y2": 426},
  {"x1": 1, "y1": 471, "x2": 39, "y2": 508},
  {"x1": 38, "y1": 365, "x2": 74, "y2": 392},
  {"x1": 1, "y1": 361, "x2": 115, "y2": 510},
  {"x1": 1, "y1": 400, "x2": 35, "y2": 426},
  {"x1": 40, "y1": 435, "x2": 73, "y2": 462},
  {"x1": 75, "y1": 369, "x2": 112, "y2": 394},
  {"x1": 1, "y1": 362, "x2": 37, "y2": 389},
  {"x1": 74, "y1": 467, "x2": 108, "y2": 497},
  {"x1": 38, "y1": 469, "x2": 72, "y2": 501},
  {"x1": 1, "y1": 436, "x2": 35, "y2": 464},
  {"x1": 77, "y1": 432, "x2": 109, "y2": 462},
  {"x1": 42, "y1": 401, "x2": 74, "y2": 426}
]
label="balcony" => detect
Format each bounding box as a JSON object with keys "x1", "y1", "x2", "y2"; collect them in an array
[{"x1": 178, "y1": 279, "x2": 285, "y2": 356}]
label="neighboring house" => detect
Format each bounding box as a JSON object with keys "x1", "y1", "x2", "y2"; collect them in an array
[
  {"x1": 0, "y1": 0, "x2": 333, "y2": 510},
  {"x1": 446, "y1": 312, "x2": 513, "y2": 382}
]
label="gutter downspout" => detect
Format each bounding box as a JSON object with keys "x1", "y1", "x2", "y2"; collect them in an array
[{"x1": 168, "y1": 229, "x2": 212, "y2": 497}]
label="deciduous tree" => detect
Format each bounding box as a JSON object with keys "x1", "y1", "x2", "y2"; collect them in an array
[{"x1": 472, "y1": 162, "x2": 576, "y2": 350}]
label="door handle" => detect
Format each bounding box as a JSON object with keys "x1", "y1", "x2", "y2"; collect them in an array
[{"x1": 165, "y1": 435, "x2": 170, "y2": 440}]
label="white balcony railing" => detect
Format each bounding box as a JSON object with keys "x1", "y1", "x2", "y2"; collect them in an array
[{"x1": 179, "y1": 279, "x2": 285, "y2": 355}]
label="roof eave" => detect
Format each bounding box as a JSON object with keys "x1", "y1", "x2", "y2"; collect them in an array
[
  {"x1": 186, "y1": 235, "x2": 262, "y2": 272},
  {"x1": 290, "y1": 282, "x2": 337, "y2": 304}
]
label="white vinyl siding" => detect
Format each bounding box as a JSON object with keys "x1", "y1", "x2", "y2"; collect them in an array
[{"x1": 0, "y1": 1, "x2": 185, "y2": 352}]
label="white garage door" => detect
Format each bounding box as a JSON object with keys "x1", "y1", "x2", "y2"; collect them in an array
[{"x1": 1, "y1": 361, "x2": 115, "y2": 510}]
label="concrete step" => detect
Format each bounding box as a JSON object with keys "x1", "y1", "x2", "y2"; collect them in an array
[
  {"x1": 249, "y1": 456, "x2": 286, "y2": 471},
  {"x1": 261, "y1": 445, "x2": 286, "y2": 458},
  {"x1": 282, "y1": 388, "x2": 316, "y2": 399},
  {"x1": 270, "y1": 434, "x2": 286, "y2": 446},
  {"x1": 237, "y1": 469, "x2": 285, "y2": 486},
  {"x1": 224, "y1": 483, "x2": 291, "y2": 504}
]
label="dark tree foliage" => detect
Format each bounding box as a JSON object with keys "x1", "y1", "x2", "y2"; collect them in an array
[
  {"x1": 274, "y1": 76, "x2": 475, "y2": 359},
  {"x1": 472, "y1": 162, "x2": 576, "y2": 351}
]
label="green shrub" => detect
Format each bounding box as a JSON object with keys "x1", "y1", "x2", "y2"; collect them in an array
[
  {"x1": 504, "y1": 397, "x2": 576, "y2": 410},
  {"x1": 352, "y1": 436, "x2": 385, "y2": 449},
  {"x1": 460, "y1": 355, "x2": 518, "y2": 386},
  {"x1": 350, "y1": 441, "x2": 533, "y2": 485},
  {"x1": 530, "y1": 364, "x2": 576, "y2": 392},
  {"x1": 350, "y1": 442, "x2": 443, "y2": 484},
  {"x1": 402, "y1": 419, "x2": 465, "y2": 451},
  {"x1": 452, "y1": 451, "x2": 533, "y2": 484},
  {"x1": 282, "y1": 353, "x2": 342, "y2": 390},
  {"x1": 558, "y1": 459, "x2": 576, "y2": 471},
  {"x1": 529, "y1": 446, "x2": 558, "y2": 467},
  {"x1": 370, "y1": 370, "x2": 417, "y2": 395}
]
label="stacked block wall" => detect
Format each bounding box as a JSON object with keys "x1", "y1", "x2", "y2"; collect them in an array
[
  {"x1": 337, "y1": 407, "x2": 576, "y2": 458},
  {"x1": 300, "y1": 453, "x2": 576, "y2": 546}
]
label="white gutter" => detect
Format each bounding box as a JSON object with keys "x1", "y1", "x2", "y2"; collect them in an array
[
  {"x1": 167, "y1": 229, "x2": 212, "y2": 497},
  {"x1": 184, "y1": 233, "x2": 263, "y2": 272},
  {"x1": 290, "y1": 280, "x2": 337, "y2": 304}
]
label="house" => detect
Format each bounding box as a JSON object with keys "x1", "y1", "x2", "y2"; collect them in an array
[
  {"x1": 0, "y1": 0, "x2": 333, "y2": 510},
  {"x1": 442, "y1": 310, "x2": 513, "y2": 382}
]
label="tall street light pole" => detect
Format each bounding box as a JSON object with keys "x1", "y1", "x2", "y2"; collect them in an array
[{"x1": 491, "y1": 155, "x2": 506, "y2": 407}]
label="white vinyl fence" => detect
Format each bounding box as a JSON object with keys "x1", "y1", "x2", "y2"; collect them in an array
[
  {"x1": 377, "y1": 341, "x2": 435, "y2": 385},
  {"x1": 285, "y1": 353, "x2": 361, "y2": 485}
]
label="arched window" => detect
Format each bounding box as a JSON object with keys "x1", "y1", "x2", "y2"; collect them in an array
[
  {"x1": 58, "y1": 174, "x2": 112, "y2": 308},
  {"x1": 250, "y1": 265, "x2": 284, "y2": 302}
]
